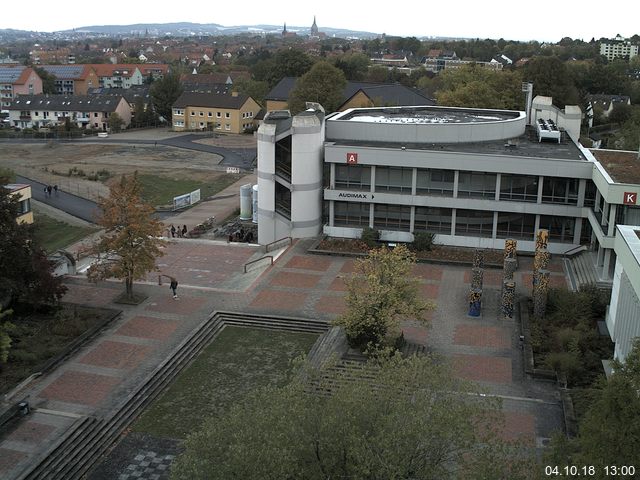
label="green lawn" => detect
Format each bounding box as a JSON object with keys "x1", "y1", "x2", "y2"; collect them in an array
[
  {"x1": 137, "y1": 173, "x2": 244, "y2": 207},
  {"x1": 33, "y1": 212, "x2": 97, "y2": 253},
  {"x1": 132, "y1": 326, "x2": 318, "y2": 440}
]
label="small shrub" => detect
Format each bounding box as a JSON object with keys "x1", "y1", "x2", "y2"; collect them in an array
[
  {"x1": 412, "y1": 232, "x2": 435, "y2": 252},
  {"x1": 360, "y1": 227, "x2": 380, "y2": 248},
  {"x1": 545, "y1": 351, "x2": 582, "y2": 379}
]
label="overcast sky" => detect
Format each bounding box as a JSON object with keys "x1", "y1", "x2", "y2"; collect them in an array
[{"x1": 4, "y1": 0, "x2": 638, "y2": 42}]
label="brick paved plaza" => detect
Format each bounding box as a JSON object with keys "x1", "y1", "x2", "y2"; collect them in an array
[{"x1": 0, "y1": 238, "x2": 567, "y2": 479}]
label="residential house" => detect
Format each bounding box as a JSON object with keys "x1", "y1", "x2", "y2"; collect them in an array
[
  {"x1": 172, "y1": 91, "x2": 260, "y2": 133},
  {"x1": 491, "y1": 54, "x2": 513, "y2": 66},
  {"x1": 264, "y1": 77, "x2": 435, "y2": 112},
  {"x1": 180, "y1": 72, "x2": 249, "y2": 93},
  {"x1": 88, "y1": 85, "x2": 151, "y2": 118},
  {"x1": 138, "y1": 64, "x2": 170, "y2": 81},
  {"x1": 6, "y1": 94, "x2": 131, "y2": 131},
  {"x1": 38, "y1": 65, "x2": 99, "y2": 95},
  {"x1": 91, "y1": 64, "x2": 144, "y2": 89},
  {"x1": 5, "y1": 184, "x2": 33, "y2": 224},
  {"x1": 0, "y1": 66, "x2": 43, "y2": 104},
  {"x1": 31, "y1": 47, "x2": 75, "y2": 64},
  {"x1": 586, "y1": 94, "x2": 632, "y2": 125}
]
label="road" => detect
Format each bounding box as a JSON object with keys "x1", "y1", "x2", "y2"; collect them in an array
[{"x1": 19, "y1": 175, "x2": 101, "y2": 223}]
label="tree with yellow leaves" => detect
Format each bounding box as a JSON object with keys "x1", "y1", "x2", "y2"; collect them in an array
[{"x1": 88, "y1": 172, "x2": 165, "y2": 300}]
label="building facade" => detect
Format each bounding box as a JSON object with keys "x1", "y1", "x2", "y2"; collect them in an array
[
  {"x1": 258, "y1": 101, "x2": 640, "y2": 290},
  {"x1": 38, "y1": 65, "x2": 99, "y2": 95},
  {"x1": 172, "y1": 91, "x2": 260, "y2": 133},
  {"x1": 607, "y1": 225, "x2": 640, "y2": 362},
  {"x1": 0, "y1": 66, "x2": 43, "y2": 104},
  {"x1": 599, "y1": 37, "x2": 639, "y2": 61},
  {"x1": 6, "y1": 184, "x2": 33, "y2": 224}
]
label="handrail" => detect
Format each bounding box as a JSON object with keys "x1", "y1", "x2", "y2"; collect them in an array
[
  {"x1": 264, "y1": 236, "x2": 293, "y2": 253},
  {"x1": 243, "y1": 255, "x2": 273, "y2": 273},
  {"x1": 562, "y1": 244, "x2": 587, "y2": 257}
]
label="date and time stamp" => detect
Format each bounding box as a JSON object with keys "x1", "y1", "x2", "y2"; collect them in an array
[{"x1": 544, "y1": 465, "x2": 636, "y2": 477}]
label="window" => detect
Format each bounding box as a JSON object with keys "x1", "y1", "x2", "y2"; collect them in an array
[
  {"x1": 373, "y1": 204, "x2": 411, "y2": 231},
  {"x1": 225, "y1": 112, "x2": 230, "y2": 118},
  {"x1": 539, "y1": 215, "x2": 575, "y2": 243},
  {"x1": 375, "y1": 167, "x2": 413, "y2": 194},
  {"x1": 34, "y1": 111, "x2": 39, "y2": 116},
  {"x1": 500, "y1": 174, "x2": 538, "y2": 202},
  {"x1": 414, "y1": 207, "x2": 452, "y2": 234},
  {"x1": 496, "y1": 213, "x2": 535, "y2": 240},
  {"x1": 190, "y1": 111, "x2": 195, "y2": 116},
  {"x1": 174, "y1": 109, "x2": 184, "y2": 116},
  {"x1": 334, "y1": 201, "x2": 370, "y2": 227},
  {"x1": 208, "y1": 112, "x2": 212, "y2": 117},
  {"x1": 216, "y1": 123, "x2": 221, "y2": 129},
  {"x1": 94, "y1": 112, "x2": 98, "y2": 117},
  {"x1": 457, "y1": 172, "x2": 496, "y2": 199},
  {"x1": 18, "y1": 198, "x2": 31, "y2": 215},
  {"x1": 416, "y1": 168, "x2": 454, "y2": 196},
  {"x1": 225, "y1": 124, "x2": 231, "y2": 131},
  {"x1": 199, "y1": 111, "x2": 204, "y2": 116},
  {"x1": 542, "y1": 177, "x2": 578, "y2": 205},
  {"x1": 455, "y1": 209, "x2": 494, "y2": 237},
  {"x1": 216, "y1": 112, "x2": 221, "y2": 118},
  {"x1": 335, "y1": 165, "x2": 371, "y2": 191},
  {"x1": 174, "y1": 120, "x2": 184, "y2": 127},
  {"x1": 275, "y1": 182, "x2": 291, "y2": 219}
]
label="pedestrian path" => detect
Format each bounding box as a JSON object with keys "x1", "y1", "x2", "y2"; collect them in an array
[{"x1": 0, "y1": 240, "x2": 567, "y2": 478}]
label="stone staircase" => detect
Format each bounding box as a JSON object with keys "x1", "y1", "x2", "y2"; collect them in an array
[
  {"x1": 565, "y1": 251, "x2": 611, "y2": 291},
  {"x1": 16, "y1": 312, "x2": 329, "y2": 480}
]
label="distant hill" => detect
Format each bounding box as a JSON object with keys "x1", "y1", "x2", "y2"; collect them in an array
[{"x1": 0, "y1": 22, "x2": 379, "y2": 40}]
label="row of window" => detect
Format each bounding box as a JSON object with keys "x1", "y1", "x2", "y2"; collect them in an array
[
  {"x1": 334, "y1": 165, "x2": 584, "y2": 206},
  {"x1": 174, "y1": 110, "x2": 255, "y2": 119},
  {"x1": 333, "y1": 202, "x2": 580, "y2": 243}
]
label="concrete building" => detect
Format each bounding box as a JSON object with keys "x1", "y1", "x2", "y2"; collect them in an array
[
  {"x1": 5, "y1": 184, "x2": 33, "y2": 224},
  {"x1": 599, "y1": 36, "x2": 639, "y2": 61},
  {"x1": 607, "y1": 225, "x2": 640, "y2": 362},
  {"x1": 172, "y1": 91, "x2": 260, "y2": 133},
  {"x1": 257, "y1": 98, "x2": 640, "y2": 290}
]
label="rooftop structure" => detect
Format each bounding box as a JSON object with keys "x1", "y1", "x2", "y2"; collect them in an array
[{"x1": 590, "y1": 149, "x2": 640, "y2": 184}]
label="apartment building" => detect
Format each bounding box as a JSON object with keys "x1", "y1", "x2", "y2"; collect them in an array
[
  {"x1": 37, "y1": 65, "x2": 99, "y2": 95},
  {"x1": 5, "y1": 184, "x2": 33, "y2": 224},
  {"x1": 172, "y1": 91, "x2": 260, "y2": 133},
  {"x1": 599, "y1": 36, "x2": 639, "y2": 61},
  {"x1": 0, "y1": 66, "x2": 43, "y2": 104}
]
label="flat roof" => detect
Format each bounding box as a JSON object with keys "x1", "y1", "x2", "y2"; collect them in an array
[
  {"x1": 5, "y1": 183, "x2": 30, "y2": 192},
  {"x1": 328, "y1": 129, "x2": 587, "y2": 162},
  {"x1": 589, "y1": 149, "x2": 640, "y2": 184},
  {"x1": 334, "y1": 105, "x2": 521, "y2": 124}
]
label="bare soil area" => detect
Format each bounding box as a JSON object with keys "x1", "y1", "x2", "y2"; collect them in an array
[{"x1": 0, "y1": 142, "x2": 226, "y2": 199}]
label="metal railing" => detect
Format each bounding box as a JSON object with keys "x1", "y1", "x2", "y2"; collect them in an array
[
  {"x1": 264, "y1": 236, "x2": 292, "y2": 253},
  {"x1": 562, "y1": 244, "x2": 588, "y2": 257},
  {"x1": 243, "y1": 255, "x2": 273, "y2": 273}
]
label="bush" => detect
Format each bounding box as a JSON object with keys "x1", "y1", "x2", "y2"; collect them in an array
[
  {"x1": 412, "y1": 232, "x2": 435, "y2": 252},
  {"x1": 360, "y1": 227, "x2": 380, "y2": 248}
]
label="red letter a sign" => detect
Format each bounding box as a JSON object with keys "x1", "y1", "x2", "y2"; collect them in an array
[{"x1": 346, "y1": 152, "x2": 358, "y2": 164}]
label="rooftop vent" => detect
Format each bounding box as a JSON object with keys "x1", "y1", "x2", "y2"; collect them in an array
[
  {"x1": 536, "y1": 118, "x2": 561, "y2": 144},
  {"x1": 265, "y1": 110, "x2": 291, "y2": 121}
]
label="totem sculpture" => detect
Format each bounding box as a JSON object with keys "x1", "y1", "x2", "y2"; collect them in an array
[
  {"x1": 502, "y1": 280, "x2": 516, "y2": 319},
  {"x1": 535, "y1": 228, "x2": 549, "y2": 251},
  {"x1": 533, "y1": 269, "x2": 550, "y2": 318},
  {"x1": 471, "y1": 267, "x2": 484, "y2": 291},
  {"x1": 468, "y1": 288, "x2": 482, "y2": 317},
  {"x1": 473, "y1": 249, "x2": 485, "y2": 269},
  {"x1": 504, "y1": 238, "x2": 518, "y2": 266}
]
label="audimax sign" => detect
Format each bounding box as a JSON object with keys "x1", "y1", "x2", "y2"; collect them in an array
[{"x1": 337, "y1": 192, "x2": 373, "y2": 199}]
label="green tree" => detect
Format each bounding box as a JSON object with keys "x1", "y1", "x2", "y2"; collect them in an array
[
  {"x1": 107, "y1": 112, "x2": 124, "y2": 132},
  {"x1": 170, "y1": 355, "x2": 536, "y2": 480},
  {"x1": 87, "y1": 173, "x2": 165, "y2": 300},
  {"x1": 150, "y1": 73, "x2": 184, "y2": 123},
  {"x1": 0, "y1": 176, "x2": 67, "y2": 309},
  {"x1": 334, "y1": 245, "x2": 433, "y2": 351},
  {"x1": 608, "y1": 103, "x2": 633, "y2": 124},
  {"x1": 232, "y1": 78, "x2": 269, "y2": 106},
  {"x1": 33, "y1": 66, "x2": 57, "y2": 94},
  {"x1": 288, "y1": 61, "x2": 347, "y2": 114},
  {"x1": 436, "y1": 65, "x2": 524, "y2": 110},
  {"x1": 547, "y1": 339, "x2": 640, "y2": 471},
  {"x1": 523, "y1": 56, "x2": 580, "y2": 107},
  {"x1": 0, "y1": 307, "x2": 15, "y2": 365},
  {"x1": 252, "y1": 49, "x2": 314, "y2": 88},
  {"x1": 333, "y1": 53, "x2": 371, "y2": 81}
]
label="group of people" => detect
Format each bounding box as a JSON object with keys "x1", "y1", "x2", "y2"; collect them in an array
[
  {"x1": 43, "y1": 184, "x2": 58, "y2": 197},
  {"x1": 170, "y1": 224, "x2": 188, "y2": 238}
]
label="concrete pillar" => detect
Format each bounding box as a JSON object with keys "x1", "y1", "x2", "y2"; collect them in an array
[
  {"x1": 495, "y1": 173, "x2": 501, "y2": 201},
  {"x1": 453, "y1": 170, "x2": 459, "y2": 198},
  {"x1": 574, "y1": 218, "x2": 582, "y2": 245},
  {"x1": 608, "y1": 204, "x2": 617, "y2": 237},
  {"x1": 411, "y1": 168, "x2": 417, "y2": 196},
  {"x1": 537, "y1": 175, "x2": 544, "y2": 203},
  {"x1": 451, "y1": 209, "x2": 457, "y2": 236},
  {"x1": 577, "y1": 179, "x2": 586, "y2": 207}
]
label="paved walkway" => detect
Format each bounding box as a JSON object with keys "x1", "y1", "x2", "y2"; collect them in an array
[{"x1": 0, "y1": 241, "x2": 568, "y2": 478}]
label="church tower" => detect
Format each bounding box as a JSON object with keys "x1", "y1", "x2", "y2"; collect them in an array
[{"x1": 310, "y1": 16, "x2": 319, "y2": 37}]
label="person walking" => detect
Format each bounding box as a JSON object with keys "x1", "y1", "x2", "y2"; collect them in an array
[
  {"x1": 46, "y1": 185, "x2": 52, "y2": 197},
  {"x1": 169, "y1": 277, "x2": 178, "y2": 299},
  {"x1": 53, "y1": 185, "x2": 58, "y2": 196},
  {"x1": 170, "y1": 225, "x2": 176, "y2": 238},
  {"x1": 182, "y1": 225, "x2": 187, "y2": 237},
  {"x1": 44, "y1": 186, "x2": 49, "y2": 197}
]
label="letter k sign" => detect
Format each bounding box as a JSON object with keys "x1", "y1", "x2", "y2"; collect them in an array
[{"x1": 623, "y1": 192, "x2": 637, "y2": 205}]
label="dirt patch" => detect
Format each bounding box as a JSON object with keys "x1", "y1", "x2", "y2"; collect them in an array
[{"x1": 1, "y1": 143, "x2": 226, "y2": 200}]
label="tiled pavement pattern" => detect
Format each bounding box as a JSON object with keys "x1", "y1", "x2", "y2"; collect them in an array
[
  {"x1": 117, "y1": 451, "x2": 175, "y2": 480},
  {"x1": 0, "y1": 239, "x2": 566, "y2": 478}
]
